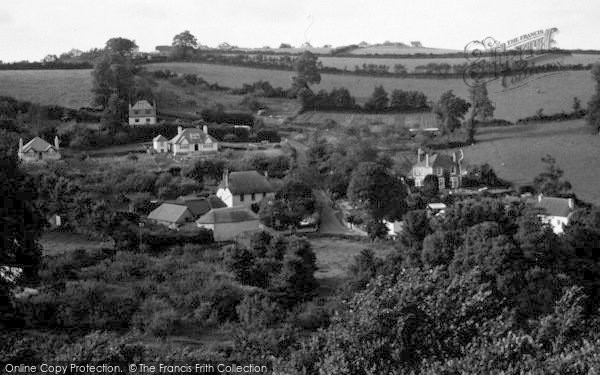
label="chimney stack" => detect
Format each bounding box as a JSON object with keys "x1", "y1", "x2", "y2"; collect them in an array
[
  {"x1": 452, "y1": 152, "x2": 456, "y2": 163},
  {"x1": 18, "y1": 138, "x2": 23, "y2": 153},
  {"x1": 223, "y1": 168, "x2": 229, "y2": 189},
  {"x1": 568, "y1": 198, "x2": 574, "y2": 209},
  {"x1": 54, "y1": 136, "x2": 60, "y2": 151},
  {"x1": 203, "y1": 124, "x2": 208, "y2": 135},
  {"x1": 417, "y1": 148, "x2": 423, "y2": 162},
  {"x1": 425, "y1": 153, "x2": 429, "y2": 168},
  {"x1": 177, "y1": 126, "x2": 183, "y2": 135}
]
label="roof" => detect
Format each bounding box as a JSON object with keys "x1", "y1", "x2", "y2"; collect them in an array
[
  {"x1": 22, "y1": 137, "x2": 54, "y2": 153},
  {"x1": 220, "y1": 170, "x2": 274, "y2": 195},
  {"x1": 413, "y1": 153, "x2": 457, "y2": 169},
  {"x1": 196, "y1": 206, "x2": 259, "y2": 224},
  {"x1": 170, "y1": 127, "x2": 216, "y2": 145},
  {"x1": 131, "y1": 100, "x2": 154, "y2": 110},
  {"x1": 427, "y1": 203, "x2": 447, "y2": 210},
  {"x1": 165, "y1": 195, "x2": 227, "y2": 217},
  {"x1": 153, "y1": 135, "x2": 168, "y2": 142},
  {"x1": 536, "y1": 196, "x2": 573, "y2": 218},
  {"x1": 147, "y1": 203, "x2": 192, "y2": 224}
]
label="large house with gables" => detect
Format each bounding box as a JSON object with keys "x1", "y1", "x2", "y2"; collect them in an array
[
  {"x1": 128, "y1": 100, "x2": 157, "y2": 125},
  {"x1": 18, "y1": 136, "x2": 61, "y2": 162},
  {"x1": 410, "y1": 148, "x2": 465, "y2": 190},
  {"x1": 153, "y1": 125, "x2": 218, "y2": 155}
]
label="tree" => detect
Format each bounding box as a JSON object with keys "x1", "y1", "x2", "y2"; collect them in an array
[
  {"x1": 1, "y1": 152, "x2": 44, "y2": 323},
  {"x1": 293, "y1": 51, "x2": 321, "y2": 90},
  {"x1": 532, "y1": 154, "x2": 571, "y2": 195},
  {"x1": 105, "y1": 37, "x2": 138, "y2": 56},
  {"x1": 172, "y1": 30, "x2": 198, "y2": 58},
  {"x1": 587, "y1": 63, "x2": 600, "y2": 134},
  {"x1": 469, "y1": 80, "x2": 494, "y2": 121},
  {"x1": 347, "y1": 162, "x2": 407, "y2": 221},
  {"x1": 421, "y1": 174, "x2": 440, "y2": 200},
  {"x1": 434, "y1": 90, "x2": 471, "y2": 134},
  {"x1": 364, "y1": 85, "x2": 389, "y2": 112}
]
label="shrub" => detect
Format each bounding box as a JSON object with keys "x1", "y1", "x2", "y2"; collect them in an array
[{"x1": 132, "y1": 297, "x2": 178, "y2": 337}]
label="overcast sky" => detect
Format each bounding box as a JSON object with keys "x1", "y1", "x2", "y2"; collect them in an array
[{"x1": 0, "y1": 0, "x2": 596, "y2": 62}]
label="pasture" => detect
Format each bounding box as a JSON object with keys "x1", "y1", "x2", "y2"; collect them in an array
[
  {"x1": 0, "y1": 69, "x2": 93, "y2": 108},
  {"x1": 459, "y1": 119, "x2": 600, "y2": 205},
  {"x1": 295, "y1": 111, "x2": 437, "y2": 130},
  {"x1": 148, "y1": 62, "x2": 595, "y2": 122}
]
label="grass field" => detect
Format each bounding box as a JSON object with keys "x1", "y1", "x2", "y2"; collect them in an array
[
  {"x1": 0, "y1": 62, "x2": 595, "y2": 123},
  {"x1": 40, "y1": 232, "x2": 114, "y2": 256},
  {"x1": 0, "y1": 69, "x2": 93, "y2": 108},
  {"x1": 148, "y1": 62, "x2": 595, "y2": 122},
  {"x1": 295, "y1": 111, "x2": 437, "y2": 129},
  {"x1": 458, "y1": 119, "x2": 600, "y2": 204}
]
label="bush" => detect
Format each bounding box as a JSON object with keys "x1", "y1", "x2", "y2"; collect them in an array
[{"x1": 132, "y1": 297, "x2": 178, "y2": 337}]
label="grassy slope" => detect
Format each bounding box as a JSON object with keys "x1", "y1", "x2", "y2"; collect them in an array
[{"x1": 460, "y1": 119, "x2": 600, "y2": 204}]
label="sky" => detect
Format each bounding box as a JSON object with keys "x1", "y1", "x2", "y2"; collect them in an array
[{"x1": 0, "y1": 0, "x2": 596, "y2": 62}]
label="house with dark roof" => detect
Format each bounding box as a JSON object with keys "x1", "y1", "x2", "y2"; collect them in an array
[
  {"x1": 18, "y1": 136, "x2": 61, "y2": 162},
  {"x1": 410, "y1": 148, "x2": 465, "y2": 190},
  {"x1": 153, "y1": 125, "x2": 218, "y2": 155},
  {"x1": 534, "y1": 194, "x2": 574, "y2": 234},
  {"x1": 128, "y1": 100, "x2": 156, "y2": 125},
  {"x1": 165, "y1": 195, "x2": 227, "y2": 217},
  {"x1": 196, "y1": 206, "x2": 260, "y2": 241},
  {"x1": 216, "y1": 170, "x2": 275, "y2": 208}
]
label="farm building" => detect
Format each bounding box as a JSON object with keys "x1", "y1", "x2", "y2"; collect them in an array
[
  {"x1": 410, "y1": 148, "x2": 465, "y2": 189},
  {"x1": 17, "y1": 136, "x2": 61, "y2": 162},
  {"x1": 534, "y1": 194, "x2": 574, "y2": 234},
  {"x1": 153, "y1": 125, "x2": 218, "y2": 155},
  {"x1": 128, "y1": 100, "x2": 157, "y2": 125},
  {"x1": 216, "y1": 170, "x2": 275, "y2": 208},
  {"x1": 196, "y1": 206, "x2": 260, "y2": 241},
  {"x1": 147, "y1": 203, "x2": 194, "y2": 230}
]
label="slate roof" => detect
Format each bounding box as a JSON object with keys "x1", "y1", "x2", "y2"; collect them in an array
[
  {"x1": 147, "y1": 203, "x2": 192, "y2": 224},
  {"x1": 219, "y1": 170, "x2": 274, "y2": 195},
  {"x1": 170, "y1": 127, "x2": 216, "y2": 145},
  {"x1": 22, "y1": 137, "x2": 54, "y2": 153},
  {"x1": 131, "y1": 100, "x2": 154, "y2": 110},
  {"x1": 412, "y1": 153, "x2": 457, "y2": 170},
  {"x1": 166, "y1": 195, "x2": 227, "y2": 217},
  {"x1": 536, "y1": 196, "x2": 573, "y2": 218},
  {"x1": 196, "y1": 206, "x2": 259, "y2": 224}
]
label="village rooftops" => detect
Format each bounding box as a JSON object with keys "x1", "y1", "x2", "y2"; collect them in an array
[
  {"x1": 535, "y1": 195, "x2": 574, "y2": 218},
  {"x1": 170, "y1": 126, "x2": 216, "y2": 145},
  {"x1": 22, "y1": 137, "x2": 55, "y2": 152},
  {"x1": 147, "y1": 203, "x2": 192, "y2": 224},
  {"x1": 220, "y1": 170, "x2": 273, "y2": 195},
  {"x1": 196, "y1": 206, "x2": 259, "y2": 224},
  {"x1": 165, "y1": 195, "x2": 227, "y2": 217}
]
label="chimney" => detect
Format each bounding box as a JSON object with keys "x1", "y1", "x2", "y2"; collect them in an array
[
  {"x1": 18, "y1": 138, "x2": 23, "y2": 153},
  {"x1": 54, "y1": 136, "x2": 60, "y2": 150},
  {"x1": 425, "y1": 153, "x2": 429, "y2": 168},
  {"x1": 452, "y1": 152, "x2": 456, "y2": 163},
  {"x1": 203, "y1": 124, "x2": 208, "y2": 135},
  {"x1": 417, "y1": 148, "x2": 423, "y2": 162},
  {"x1": 177, "y1": 126, "x2": 183, "y2": 135},
  {"x1": 568, "y1": 198, "x2": 574, "y2": 210},
  {"x1": 264, "y1": 170, "x2": 269, "y2": 179},
  {"x1": 538, "y1": 193, "x2": 543, "y2": 202},
  {"x1": 223, "y1": 169, "x2": 229, "y2": 189}
]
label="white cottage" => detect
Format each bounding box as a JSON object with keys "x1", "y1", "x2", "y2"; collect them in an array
[
  {"x1": 216, "y1": 170, "x2": 275, "y2": 208},
  {"x1": 18, "y1": 136, "x2": 61, "y2": 162},
  {"x1": 129, "y1": 100, "x2": 157, "y2": 125},
  {"x1": 535, "y1": 194, "x2": 574, "y2": 234}
]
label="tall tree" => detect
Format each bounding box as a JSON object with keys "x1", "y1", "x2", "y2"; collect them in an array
[
  {"x1": 434, "y1": 90, "x2": 471, "y2": 134},
  {"x1": 364, "y1": 85, "x2": 389, "y2": 112},
  {"x1": 532, "y1": 154, "x2": 572, "y2": 195},
  {"x1": 105, "y1": 37, "x2": 138, "y2": 56},
  {"x1": 586, "y1": 63, "x2": 600, "y2": 134},
  {"x1": 292, "y1": 51, "x2": 321, "y2": 90},
  {"x1": 172, "y1": 30, "x2": 198, "y2": 59}
]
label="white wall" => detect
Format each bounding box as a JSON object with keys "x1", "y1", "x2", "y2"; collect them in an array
[
  {"x1": 129, "y1": 116, "x2": 156, "y2": 125},
  {"x1": 217, "y1": 189, "x2": 274, "y2": 208},
  {"x1": 153, "y1": 141, "x2": 169, "y2": 153}
]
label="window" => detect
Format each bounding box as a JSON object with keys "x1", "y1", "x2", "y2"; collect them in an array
[
  {"x1": 437, "y1": 168, "x2": 443, "y2": 176},
  {"x1": 134, "y1": 110, "x2": 139, "y2": 115},
  {"x1": 451, "y1": 177, "x2": 459, "y2": 189},
  {"x1": 240, "y1": 194, "x2": 244, "y2": 202},
  {"x1": 146, "y1": 118, "x2": 151, "y2": 123},
  {"x1": 451, "y1": 166, "x2": 457, "y2": 175},
  {"x1": 251, "y1": 193, "x2": 256, "y2": 200},
  {"x1": 135, "y1": 119, "x2": 139, "y2": 123},
  {"x1": 438, "y1": 177, "x2": 445, "y2": 190}
]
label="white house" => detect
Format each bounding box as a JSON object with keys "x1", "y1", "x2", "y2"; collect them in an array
[
  {"x1": 216, "y1": 170, "x2": 275, "y2": 208},
  {"x1": 128, "y1": 100, "x2": 157, "y2": 125},
  {"x1": 153, "y1": 125, "x2": 218, "y2": 155},
  {"x1": 383, "y1": 220, "x2": 404, "y2": 237},
  {"x1": 196, "y1": 206, "x2": 260, "y2": 241},
  {"x1": 410, "y1": 148, "x2": 464, "y2": 190},
  {"x1": 18, "y1": 136, "x2": 61, "y2": 162},
  {"x1": 535, "y1": 194, "x2": 574, "y2": 234}
]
